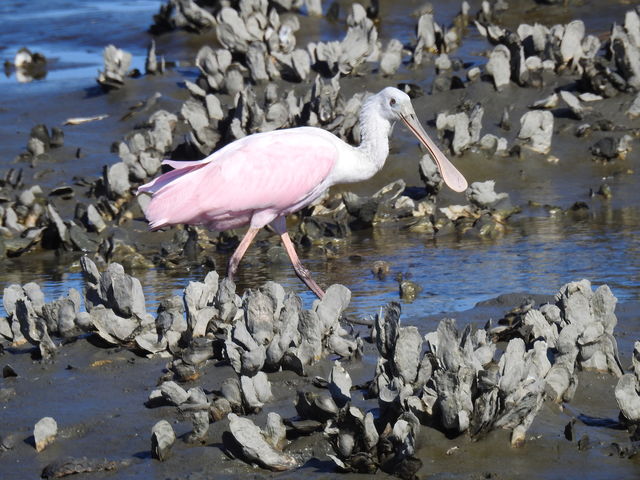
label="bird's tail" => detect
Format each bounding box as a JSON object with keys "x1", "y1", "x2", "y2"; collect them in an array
[
  {"x1": 137, "y1": 160, "x2": 208, "y2": 230},
  {"x1": 137, "y1": 159, "x2": 208, "y2": 195}
]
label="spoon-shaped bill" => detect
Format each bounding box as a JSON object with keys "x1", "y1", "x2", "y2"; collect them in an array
[{"x1": 401, "y1": 113, "x2": 468, "y2": 192}]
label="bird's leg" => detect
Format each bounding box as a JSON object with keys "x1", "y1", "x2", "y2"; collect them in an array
[
  {"x1": 271, "y1": 217, "x2": 325, "y2": 299},
  {"x1": 227, "y1": 227, "x2": 260, "y2": 281}
]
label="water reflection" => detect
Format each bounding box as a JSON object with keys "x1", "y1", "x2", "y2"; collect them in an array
[
  {"x1": 0, "y1": 46, "x2": 147, "y2": 86},
  {"x1": 2, "y1": 210, "x2": 639, "y2": 327},
  {"x1": 0, "y1": 0, "x2": 156, "y2": 86}
]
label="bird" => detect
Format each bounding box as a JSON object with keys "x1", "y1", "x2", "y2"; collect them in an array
[{"x1": 137, "y1": 87, "x2": 467, "y2": 299}]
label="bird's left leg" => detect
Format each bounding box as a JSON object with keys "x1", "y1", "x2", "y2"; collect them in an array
[
  {"x1": 227, "y1": 227, "x2": 260, "y2": 281},
  {"x1": 271, "y1": 217, "x2": 325, "y2": 299}
]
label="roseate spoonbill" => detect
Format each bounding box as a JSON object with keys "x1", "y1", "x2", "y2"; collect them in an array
[{"x1": 137, "y1": 87, "x2": 467, "y2": 298}]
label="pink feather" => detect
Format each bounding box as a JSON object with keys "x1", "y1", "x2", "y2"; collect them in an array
[{"x1": 138, "y1": 128, "x2": 338, "y2": 231}]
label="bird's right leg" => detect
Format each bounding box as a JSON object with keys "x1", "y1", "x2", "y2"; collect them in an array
[
  {"x1": 271, "y1": 217, "x2": 325, "y2": 299},
  {"x1": 227, "y1": 227, "x2": 260, "y2": 281}
]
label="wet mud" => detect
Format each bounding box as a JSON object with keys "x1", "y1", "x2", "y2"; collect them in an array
[
  {"x1": 2, "y1": 294, "x2": 639, "y2": 479},
  {"x1": 1, "y1": 0, "x2": 640, "y2": 479}
]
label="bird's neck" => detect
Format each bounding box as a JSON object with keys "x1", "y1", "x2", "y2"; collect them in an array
[{"x1": 356, "y1": 103, "x2": 392, "y2": 176}]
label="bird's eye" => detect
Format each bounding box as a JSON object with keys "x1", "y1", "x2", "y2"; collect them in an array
[{"x1": 389, "y1": 98, "x2": 396, "y2": 107}]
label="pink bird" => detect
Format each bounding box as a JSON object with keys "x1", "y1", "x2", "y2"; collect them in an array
[{"x1": 137, "y1": 87, "x2": 467, "y2": 299}]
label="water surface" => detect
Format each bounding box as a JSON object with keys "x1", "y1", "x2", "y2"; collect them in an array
[{"x1": 0, "y1": 0, "x2": 638, "y2": 326}]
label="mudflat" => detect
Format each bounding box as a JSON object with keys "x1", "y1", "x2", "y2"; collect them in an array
[{"x1": 1, "y1": 1, "x2": 639, "y2": 479}]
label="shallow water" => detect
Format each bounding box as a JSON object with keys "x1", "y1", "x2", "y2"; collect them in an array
[{"x1": 2, "y1": 206, "x2": 638, "y2": 330}]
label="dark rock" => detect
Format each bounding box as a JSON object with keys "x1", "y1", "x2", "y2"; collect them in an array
[
  {"x1": 577, "y1": 434, "x2": 591, "y2": 451},
  {"x1": 579, "y1": 57, "x2": 625, "y2": 98},
  {"x1": 4, "y1": 234, "x2": 41, "y2": 257},
  {"x1": 397, "y1": 83, "x2": 424, "y2": 98},
  {"x1": 432, "y1": 75, "x2": 452, "y2": 93},
  {"x1": 0, "y1": 433, "x2": 17, "y2": 451},
  {"x1": 41, "y1": 457, "x2": 122, "y2": 479},
  {"x1": 50, "y1": 127, "x2": 64, "y2": 148},
  {"x1": 300, "y1": 215, "x2": 350, "y2": 240},
  {"x1": 49, "y1": 186, "x2": 74, "y2": 199},
  {"x1": 399, "y1": 280, "x2": 420, "y2": 302},
  {"x1": 564, "y1": 419, "x2": 575, "y2": 441},
  {"x1": 590, "y1": 137, "x2": 619, "y2": 160},
  {"x1": 68, "y1": 223, "x2": 99, "y2": 252},
  {"x1": 29, "y1": 125, "x2": 51, "y2": 151},
  {"x1": 295, "y1": 390, "x2": 339, "y2": 423},
  {"x1": 595, "y1": 183, "x2": 612, "y2": 199},
  {"x1": 343, "y1": 192, "x2": 379, "y2": 227},
  {"x1": 0, "y1": 387, "x2": 16, "y2": 402}
]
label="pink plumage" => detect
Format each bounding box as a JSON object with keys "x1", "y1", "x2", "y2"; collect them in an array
[{"x1": 138, "y1": 127, "x2": 337, "y2": 231}]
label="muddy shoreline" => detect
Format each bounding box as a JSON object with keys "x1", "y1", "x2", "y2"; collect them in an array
[{"x1": 2, "y1": 293, "x2": 639, "y2": 479}]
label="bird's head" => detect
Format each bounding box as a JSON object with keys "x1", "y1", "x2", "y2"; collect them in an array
[
  {"x1": 375, "y1": 87, "x2": 414, "y2": 121},
  {"x1": 374, "y1": 87, "x2": 468, "y2": 193}
]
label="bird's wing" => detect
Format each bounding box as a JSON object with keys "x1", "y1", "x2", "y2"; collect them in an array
[
  {"x1": 140, "y1": 129, "x2": 339, "y2": 230},
  {"x1": 162, "y1": 157, "x2": 214, "y2": 169},
  {"x1": 137, "y1": 137, "x2": 261, "y2": 195}
]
